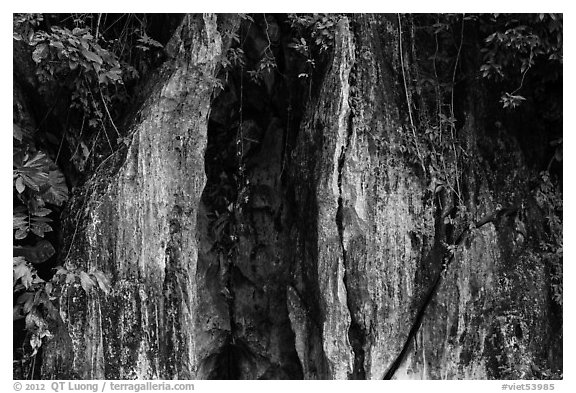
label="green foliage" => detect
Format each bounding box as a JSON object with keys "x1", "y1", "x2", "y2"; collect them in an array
[
  {"x1": 288, "y1": 13, "x2": 341, "y2": 53},
  {"x1": 14, "y1": 13, "x2": 166, "y2": 178},
  {"x1": 223, "y1": 47, "x2": 246, "y2": 70},
  {"x1": 479, "y1": 13, "x2": 562, "y2": 108},
  {"x1": 221, "y1": 15, "x2": 275, "y2": 88},
  {"x1": 135, "y1": 33, "x2": 163, "y2": 52},
  {"x1": 13, "y1": 241, "x2": 112, "y2": 360},
  {"x1": 395, "y1": 14, "x2": 467, "y2": 208},
  {"x1": 287, "y1": 13, "x2": 342, "y2": 81},
  {"x1": 481, "y1": 14, "x2": 562, "y2": 79},
  {"x1": 500, "y1": 93, "x2": 526, "y2": 109},
  {"x1": 395, "y1": 11, "x2": 563, "y2": 290},
  {"x1": 15, "y1": 16, "x2": 132, "y2": 132},
  {"x1": 13, "y1": 114, "x2": 67, "y2": 360},
  {"x1": 13, "y1": 14, "x2": 139, "y2": 368},
  {"x1": 53, "y1": 266, "x2": 112, "y2": 294},
  {"x1": 534, "y1": 171, "x2": 562, "y2": 306},
  {"x1": 220, "y1": 18, "x2": 247, "y2": 72},
  {"x1": 13, "y1": 141, "x2": 68, "y2": 234},
  {"x1": 247, "y1": 52, "x2": 277, "y2": 84},
  {"x1": 288, "y1": 37, "x2": 315, "y2": 80},
  {"x1": 13, "y1": 13, "x2": 44, "y2": 42},
  {"x1": 13, "y1": 148, "x2": 69, "y2": 239},
  {"x1": 12, "y1": 140, "x2": 111, "y2": 368},
  {"x1": 13, "y1": 257, "x2": 111, "y2": 357}
]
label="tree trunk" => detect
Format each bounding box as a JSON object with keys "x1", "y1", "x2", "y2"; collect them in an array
[{"x1": 39, "y1": 13, "x2": 561, "y2": 379}]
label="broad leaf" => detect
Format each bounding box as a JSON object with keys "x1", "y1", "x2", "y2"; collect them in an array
[
  {"x1": 15, "y1": 152, "x2": 51, "y2": 191},
  {"x1": 79, "y1": 271, "x2": 94, "y2": 293},
  {"x1": 14, "y1": 261, "x2": 34, "y2": 289},
  {"x1": 32, "y1": 43, "x2": 49, "y2": 63},
  {"x1": 13, "y1": 124, "x2": 24, "y2": 141},
  {"x1": 32, "y1": 207, "x2": 52, "y2": 217},
  {"x1": 16, "y1": 292, "x2": 34, "y2": 305},
  {"x1": 13, "y1": 257, "x2": 30, "y2": 286},
  {"x1": 13, "y1": 305, "x2": 24, "y2": 321},
  {"x1": 14, "y1": 240, "x2": 55, "y2": 264},
  {"x1": 54, "y1": 266, "x2": 68, "y2": 276},
  {"x1": 23, "y1": 151, "x2": 50, "y2": 170},
  {"x1": 49, "y1": 40, "x2": 64, "y2": 50},
  {"x1": 23, "y1": 296, "x2": 35, "y2": 314},
  {"x1": 30, "y1": 220, "x2": 52, "y2": 237},
  {"x1": 31, "y1": 216, "x2": 52, "y2": 223},
  {"x1": 20, "y1": 173, "x2": 44, "y2": 191},
  {"x1": 72, "y1": 27, "x2": 88, "y2": 36},
  {"x1": 39, "y1": 169, "x2": 69, "y2": 206},
  {"x1": 15, "y1": 176, "x2": 25, "y2": 193},
  {"x1": 81, "y1": 49, "x2": 103, "y2": 65},
  {"x1": 15, "y1": 228, "x2": 29, "y2": 240},
  {"x1": 13, "y1": 211, "x2": 27, "y2": 229}
]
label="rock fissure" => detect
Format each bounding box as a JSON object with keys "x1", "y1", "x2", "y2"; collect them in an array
[
  {"x1": 383, "y1": 206, "x2": 519, "y2": 379},
  {"x1": 336, "y1": 110, "x2": 366, "y2": 379},
  {"x1": 28, "y1": 13, "x2": 561, "y2": 381}
]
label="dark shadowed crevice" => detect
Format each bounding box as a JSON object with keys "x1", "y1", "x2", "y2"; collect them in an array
[
  {"x1": 197, "y1": 14, "x2": 309, "y2": 379},
  {"x1": 207, "y1": 341, "x2": 247, "y2": 379}
]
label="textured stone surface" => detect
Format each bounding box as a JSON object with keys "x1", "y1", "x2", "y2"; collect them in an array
[
  {"x1": 398, "y1": 116, "x2": 562, "y2": 379},
  {"x1": 39, "y1": 13, "x2": 560, "y2": 380},
  {"x1": 289, "y1": 18, "x2": 357, "y2": 379},
  {"x1": 287, "y1": 14, "x2": 560, "y2": 380},
  {"x1": 288, "y1": 14, "x2": 431, "y2": 380},
  {"x1": 42, "y1": 14, "x2": 234, "y2": 379}
]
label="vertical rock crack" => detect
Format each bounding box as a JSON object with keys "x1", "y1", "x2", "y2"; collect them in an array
[{"x1": 336, "y1": 111, "x2": 366, "y2": 379}]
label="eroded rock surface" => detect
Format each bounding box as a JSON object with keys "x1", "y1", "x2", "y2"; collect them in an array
[
  {"x1": 41, "y1": 13, "x2": 561, "y2": 380},
  {"x1": 42, "y1": 14, "x2": 236, "y2": 379}
]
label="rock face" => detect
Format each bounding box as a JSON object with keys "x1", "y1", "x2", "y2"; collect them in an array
[
  {"x1": 288, "y1": 15, "x2": 431, "y2": 380},
  {"x1": 285, "y1": 14, "x2": 561, "y2": 379},
  {"x1": 289, "y1": 17, "x2": 357, "y2": 379},
  {"x1": 42, "y1": 14, "x2": 237, "y2": 379},
  {"x1": 41, "y1": 13, "x2": 561, "y2": 380}
]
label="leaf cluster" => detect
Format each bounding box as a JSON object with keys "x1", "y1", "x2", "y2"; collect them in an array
[
  {"x1": 533, "y1": 171, "x2": 562, "y2": 306},
  {"x1": 13, "y1": 257, "x2": 111, "y2": 357},
  {"x1": 14, "y1": 13, "x2": 167, "y2": 178},
  {"x1": 287, "y1": 13, "x2": 343, "y2": 81},
  {"x1": 13, "y1": 149, "x2": 68, "y2": 239},
  {"x1": 288, "y1": 13, "x2": 340, "y2": 53},
  {"x1": 479, "y1": 13, "x2": 562, "y2": 108},
  {"x1": 16, "y1": 18, "x2": 132, "y2": 132}
]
